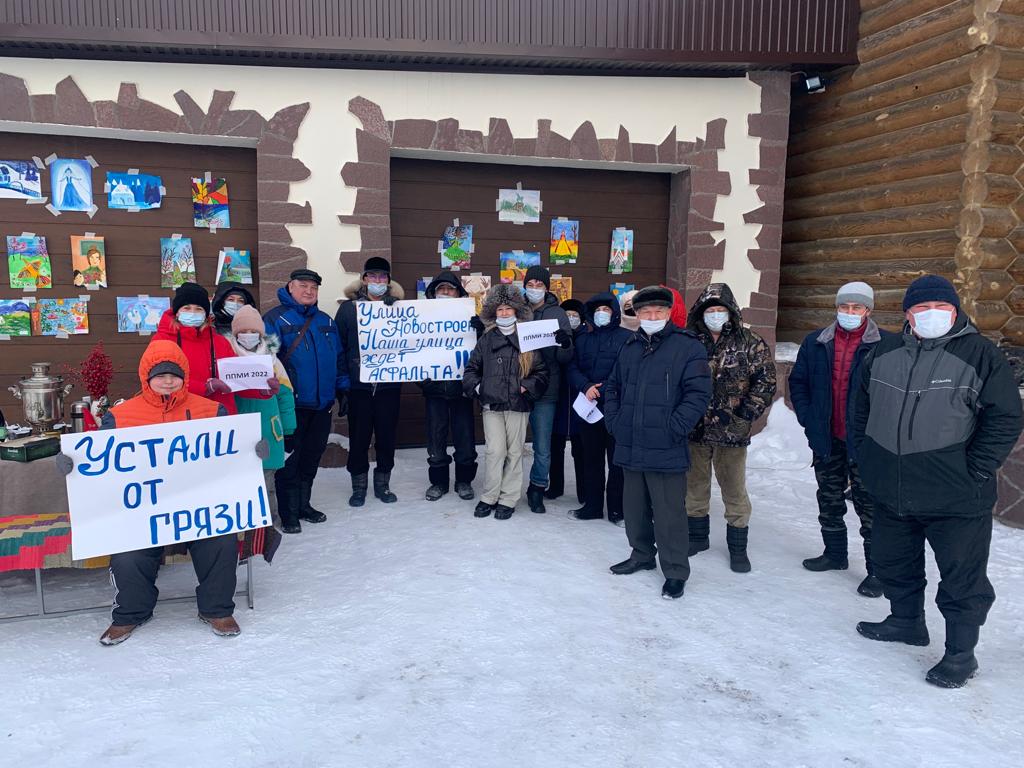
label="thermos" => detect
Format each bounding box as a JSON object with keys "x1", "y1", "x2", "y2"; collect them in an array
[{"x1": 70, "y1": 400, "x2": 89, "y2": 433}]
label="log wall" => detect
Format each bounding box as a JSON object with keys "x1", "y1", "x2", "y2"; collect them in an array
[{"x1": 780, "y1": 0, "x2": 1024, "y2": 343}]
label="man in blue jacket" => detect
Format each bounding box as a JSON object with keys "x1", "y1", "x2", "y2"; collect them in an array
[
  {"x1": 263, "y1": 268, "x2": 349, "y2": 533},
  {"x1": 566, "y1": 292, "x2": 633, "y2": 524},
  {"x1": 603, "y1": 286, "x2": 712, "y2": 599},
  {"x1": 789, "y1": 281, "x2": 886, "y2": 597}
]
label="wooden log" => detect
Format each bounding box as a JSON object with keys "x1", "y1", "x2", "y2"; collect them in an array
[
  {"x1": 778, "y1": 307, "x2": 906, "y2": 333},
  {"x1": 957, "y1": 206, "x2": 1019, "y2": 239},
  {"x1": 778, "y1": 286, "x2": 906, "y2": 311},
  {"x1": 781, "y1": 256, "x2": 957, "y2": 286},
  {"x1": 960, "y1": 174, "x2": 1024, "y2": 209},
  {"x1": 1005, "y1": 285, "x2": 1024, "y2": 315},
  {"x1": 971, "y1": 269, "x2": 1015, "y2": 301},
  {"x1": 782, "y1": 231, "x2": 960, "y2": 266},
  {"x1": 970, "y1": 300, "x2": 1012, "y2": 331},
  {"x1": 998, "y1": 314, "x2": 1024, "y2": 345},
  {"x1": 976, "y1": 238, "x2": 1020, "y2": 270},
  {"x1": 858, "y1": 1, "x2": 975, "y2": 64},
  {"x1": 860, "y1": 0, "x2": 969, "y2": 40},
  {"x1": 784, "y1": 173, "x2": 963, "y2": 220},
  {"x1": 784, "y1": 202, "x2": 961, "y2": 243},
  {"x1": 992, "y1": 13, "x2": 1024, "y2": 49}
]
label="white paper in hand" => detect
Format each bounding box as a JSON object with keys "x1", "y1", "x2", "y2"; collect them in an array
[
  {"x1": 516, "y1": 319, "x2": 559, "y2": 352},
  {"x1": 217, "y1": 354, "x2": 275, "y2": 392},
  {"x1": 573, "y1": 392, "x2": 603, "y2": 424}
]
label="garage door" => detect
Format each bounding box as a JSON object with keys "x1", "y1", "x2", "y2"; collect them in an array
[
  {"x1": 0, "y1": 132, "x2": 257, "y2": 422},
  {"x1": 389, "y1": 156, "x2": 670, "y2": 448}
]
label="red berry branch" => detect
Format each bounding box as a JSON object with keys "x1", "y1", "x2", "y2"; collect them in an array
[{"x1": 73, "y1": 342, "x2": 115, "y2": 400}]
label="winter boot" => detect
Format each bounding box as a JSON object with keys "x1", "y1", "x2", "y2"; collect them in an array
[
  {"x1": 99, "y1": 616, "x2": 150, "y2": 646},
  {"x1": 298, "y1": 482, "x2": 327, "y2": 524},
  {"x1": 374, "y1": 469, "x2": 398, "y2": 503},
  {"x1": 802, "y1": 529, "x2": 849, "y2": 571},
  {"x1": 277, "y1": 484, "x2": 302, "y2": 534},
  {"x1": 856, "y1": 615, "x2": 931, "y2": 646},
  {"x1": 926, "y1": 623, "x2": 980, "y2": 688},
  {"x1": 662, "y1": 579, "x2": 686, "y2": 599},
  {"x1": 726, "y1": 525, "x2": 751, "y2": 573},
  {"x1": 349, "y1": 472, "x2": 368, "y2": 508},
  {"x1": 688, "y1": 515, "x2": 710, "y2": 556},
  {"x1": 474, "y1": 501, "x2": 494, "y2": 518},
  {"x1": 857, "y1": 542, "x2": 884, "y2": 598},
  {"x1": 454, "y1": 462, "x2": 477, "y2": 500},
  {"x1": 494, "y1": 504, "x2": 515, "y2": 520},
  {"x1": 199, "y1": 614, "x2": 241, "y2": 637},
  {"x1": 454, "y1": 483, "x2": 475, "y2": 500},
  {"x1": 568, "y1": 505, "x2": 603, "y2": 521},
  {"x1": 425, "y1": 465, "x2": 449, "y2": 502},
  {"x1": 608, "y1": 511, "x2": 624, "y2": 527},
  {"x1": 527, "y1": 484, "x2": 547, "y2": 514}
]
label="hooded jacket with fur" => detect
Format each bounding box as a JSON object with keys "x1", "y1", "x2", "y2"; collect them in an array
[
  {"x1": 334, "y1": 276, "x2": 406, "y2": 392},
  {"x1": 419, "y1": 271, "x2": 473, "y2": 400}
]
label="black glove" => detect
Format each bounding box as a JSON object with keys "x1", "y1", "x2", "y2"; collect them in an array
[
  {"x1": 382, "y1": 293, "x2": 398, "y2": 307},
  {"x1": 336, "y1": 390, "x2": 349, "y2": 417},
  {"x1": 712, "y1": 408, "x2": 732, "y2": 426},
  {"x1": 470, "y1": 316, "x2": 485, "y2": 336},
  {"x1": 283, "y1": 434, "x2": 296, "y2": 453},
  {"x1": 554, "y1": 329, "x2": 572, "y2": 349}
]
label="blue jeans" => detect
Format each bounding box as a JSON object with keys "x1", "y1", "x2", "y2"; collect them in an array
[{"x1": 528, "y1": 399, "x2": 557, "y2": 487}]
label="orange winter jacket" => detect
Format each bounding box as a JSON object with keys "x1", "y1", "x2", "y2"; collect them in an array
[{"x1": 103, "y1": 340, "x2": 226, "y2": 428}]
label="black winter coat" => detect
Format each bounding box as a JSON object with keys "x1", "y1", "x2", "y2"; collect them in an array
[
  {"x1": 604, "y1": 324, "x2": 713, "y2": 472},
  {"x1": 211, "y1": 282, "x2": 256, "y2": 335},
  {"x1": 853, "y1": 314, "x2": 1023, "y2": 517},
  {"x1": 418, "y1": 272, "x2": 477, "y2": 400},
  {"x1": 334, "y1": 280, "x2": 404, "y2": 392},
  {"x1": 531, "y1": 292, "x2": 573, "y2": 403},
  {"x1": 553, "y1": 324, "x2": 588, "y2": 437},
  {"x1": 567, "y1": 292, "x2": 634, "y2": 405},
  {"x1": 463, "y1": 329, "x2": 549, "y2": 413}
]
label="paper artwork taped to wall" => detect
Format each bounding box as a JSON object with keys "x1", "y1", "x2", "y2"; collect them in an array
[
  {"x1": 608, "y1": 228, "x2": 634, "y2": 273},
  {"x1": 415, "y1": 276, "x2": 433, "y2": 300},
  {"x1": 7, "y1": 235, "x2": 51, "y2": 289},
  {"x1": 192, "y1": 177, "x2": 230, "y2": 229},
  {"x1": 33, "y1": 298, "x2": 89, "y2": 336},
  {"x1": 117, "y1": 296, "x2": 170, "y2": 333},
  {"x1": 50, "y1": 158, "x2": 93, "y2": 212},
  {"x1": 0, "y1": 299, "x2": 34, "y2": 336},
  {"x1": 0, "y1": 160, "x2": 43, "y2": 201},
  {"x1": 216, "y1": 248, "x2": 253, "y2": 285},
  {"x1": 439, "y1": 224, "x2": 473, "y2": 270},
  {"x1": 460, "y1": 274, "x2": 491, "y2": 316},
  {"x1": 610, "y1": 282, "x2": 635, "y2": 300},
  {"x1": 70, "y1": 235, "x2": 107, "y2": 288},
  {"x1": 550, "y1": 276, "x2": 573, "y2": 304},
  {"x1": 500, "y1": 251, "x2": 541, "y2": 285},
  {"x1": 107, "y1": 172, "x2": 163, "y2": 210},
  {"x1": 497, "y1": 188, "x2": 541, "y2": 224},
  {"x1": 550, "y1": 219, "x2": 579, "y2": 265},
  {"x1": 160, "y1": 237, "x2": 196, "y2": 289}
]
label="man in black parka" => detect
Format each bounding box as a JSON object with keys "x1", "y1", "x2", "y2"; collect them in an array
[{"x1": 853, "y1": 274, "x2": 1022, "y2": 688}]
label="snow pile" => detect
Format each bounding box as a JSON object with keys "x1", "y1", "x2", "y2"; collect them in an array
[
  {"x1": 774, "y1": 341, "x2": 801, "y2": 363},
  {"x1": 747, "y1": 400, "x2": 813, "y2": 470}
]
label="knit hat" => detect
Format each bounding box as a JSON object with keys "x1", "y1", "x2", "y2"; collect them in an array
[
  {"x1": 172, "y1": 282, "x2": 211, "y2": 314},
  {"x1": 836, "y1": 281, "x2": 875, "y2": 310},
  {"x1": 147, "y1": 361, "x2": 186, "y2": 381},
  {"x1": 524, "y1": 265, "x2": 550, "y2": 289},
  {"x1": 631, "y1": 285, "x2": 674, "y2": 312},
  {"x1": 231, "y1": 305, "x2": 265, "y2": 335},
  {"x1": 289, "y1": 268, "x2": 322, "y2": 285},
  {"x1": 363, "y1": 256, "x2": 391, "y2": 277},
  {"x1": 902, "y1": 275, "x2": 961, "y2": 311}
]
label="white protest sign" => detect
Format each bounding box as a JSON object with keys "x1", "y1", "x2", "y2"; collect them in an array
[
  {"x1": 218, "y1": 354, "x2": 274, "y2": 392},
  {"x1": 358, "y1": 298, "x2": 476, "y2": 383},
  {"x1": 516, "y1": 319, "x2": 559, "y2": 352},
  {"x1": 572, "y1": 392, "x2": 603, "y2": 424},
  {"x1": 61, "y1": 413, "x2": 268, "y2": 560}
]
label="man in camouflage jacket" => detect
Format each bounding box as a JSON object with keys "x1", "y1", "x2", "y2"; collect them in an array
[{"x1": 684, "y1": 283, "x2": 777, "y2": 573}]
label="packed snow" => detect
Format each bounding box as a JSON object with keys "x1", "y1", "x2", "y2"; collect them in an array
[{"x1": 2, "y1": 403, "x2": 1023, "y2": 767}]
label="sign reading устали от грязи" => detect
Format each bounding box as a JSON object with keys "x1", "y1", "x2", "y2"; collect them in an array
[
  {"x1": 357, "y1": 298, "x2": 476, "y2": 383},
  {"x1": 60, "y1": 413, "x2": 268, "y2": 560}
]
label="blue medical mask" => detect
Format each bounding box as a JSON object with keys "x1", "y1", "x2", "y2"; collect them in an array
[
  {"x1": 177, "y1": 310, "x2": 206, "y2": 327},
  {"x1": 367, "y1": 282, "x2": 388, "y2": 297},
  {"x1": 837, "y1": 312, "x2": 865, "y2": 331},
  {"x1": 703, "y1": 310, "x2": 729, "y2": 333},
  {"x1": 593, "y1": 310, "x2": 612, "y2": 327},
  {"x1": 525, "y1": 287, "x2": 546, "y2": 305},
  {"x1": 495, "y1": 315, "x2": 516, "y2": 328},
  {"x1": 236, "y1": 332, "x2": 261, "y2": 350},
  {"x1": 568, "y1": 315, "x2": 581, "y2": 330},
  {"x1": 223, "y1": 300, "x2": 245, "y2": 317}
]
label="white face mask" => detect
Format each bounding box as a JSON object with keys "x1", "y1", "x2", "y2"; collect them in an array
[
  {"x1": 837, "y1": 312, "x2": 865, "y2": 331},
  {"x1": 703, "y1": 310, "x2": 729, "y2": 332},
  {"x1": 593, "y1": 310, "x2": 612, "y2": 328},
  {"x1": 640, "y1": 319, "x2": 667, "y2": 335},
  {"x1": 567, "y1": 315, "x2": 581, "y2": 330},
  {"x1": 495, "y1": 314, "x2": 516, "y2": 328},
  {"x1": 367, "y1": 282, "x2": 388, "y2": 297},
  {"x1": 236, "y1": 332, "x2": 261, "y2": 350},
  {"x1": 223, "y1": 300, "x2": 245, "y2": 317},
  {"x1": 911, "y1": 308, "x2": 954, "y2": 339},
  {"x1": 177, "y1": 310, "x2": 206, "y2": 328},
  {"x1": 525, "y1": 287, "x2": 546, "y2": 304}
]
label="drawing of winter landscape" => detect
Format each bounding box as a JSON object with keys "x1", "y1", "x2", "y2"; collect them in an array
[
  {"x1": 50, "y1": 158, "x2": 93, "y2": 212},
  {"x1": 107, "y1": 172, "x2": 162, "y2": 210},
  {"x1": 497, "y1": 188, "x2": 541, "y2": 224},
  {"x1": 0, "y1": 160, "x2": 42, "y2": 200},
  {"x1": 117, "y1": 296, "x2": 170, "y2": 333}
]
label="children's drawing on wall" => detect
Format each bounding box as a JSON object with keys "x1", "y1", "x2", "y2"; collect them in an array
[
  {"x1": 71, "y1": 235, "x2": 107, "y2": 288},
  {"x1": 117, "y1": 296, "x2": 170, "y2": 333},
  {"x1": 216, "y1": 248, "x2": 253, "y2": 284},
  {"x1": 460, "y1": 274, "x2": 491, "y2": 315},
  {"x1": 160, "y1": 237, "x2": 196, "y2": 289},
  {"x1": 497, "y1": 188, "x2": 541, "y2": 224},
  {"x1": 550, "y1": 276, "x2": 573, "y2": 304},
  {"x1": 500, "y1": 251, "x2": 541, "y2": 286},
  {"x1": 549, "y1": 219, "x2": 579, "y2": 265},
  {"x1": 439, "y1": 224, "x2": 473, "y2": 271},
  {"x1": 33, "y1": 298, "x2": 89, "y2": 336},
  {"x1": 0, "y1": 299, "x2": 34, "y2": 336},
  {"x1": 608, "y1": 228, "x2": 634, "y2": 274},
  {"x1": 107, "y1": 172, "x2": 163, "y2": 210},
  {"x1": 415, "y1": 276, "x2": 433, "y2": 300},
  {"x1": 192, "y1": 177, "x2": 230, "y2": 229},
  {"x1": 50, "y1": 158, "x2": 93, "y2": 212},
  {"x1": 0, "y1": 160, "x2": 42, "y2": 200},
  {"x1": 7, "y1": 235, "x2": 51, "y2": 289},
  {"x1": 610, "y1": 282, "x2": 635, "y2": 301}
]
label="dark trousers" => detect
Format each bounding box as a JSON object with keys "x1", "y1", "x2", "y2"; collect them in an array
[
  {"x1": 873, "y1": 504, "x2": 996, "y2": 626},
  {"x1": 275, "y1": 406, "x2": 333, "y2": 521},
  {"x1": 425, "y1": 395, "x2": 478, "y2": 487},
  {"x1": 549, "y1": 433, "x2": 584, "y2": 501},
  {"x1": 347, "y1": 387, "x2": 402, "y2": 475},
  {"x1": 109, "y1": 534, "x2": 238, "y2": 626},
  {"x1": 623, "y1": 469, "x2": 690, "y2": 580},
  {"x1": 813, "y1": 437, "x2": 874, "y2": 552},
  {"x1": 578, "y1": 420, "x2": 623, "y2": 516}
]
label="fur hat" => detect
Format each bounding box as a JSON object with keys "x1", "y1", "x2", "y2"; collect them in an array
[
  {"x1": 631, "y1": 285, "x2": 674, "y2": 312},
  {"x1": 480, "y1": 283, "x2": 532, "y2": 326},
  {"x1": 231, "y1": 305, "x2": 265, "y2": 335}
]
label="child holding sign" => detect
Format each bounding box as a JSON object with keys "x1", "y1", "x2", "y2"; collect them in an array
[{"x1": 462, "y1": 284, "x2": 549, "y2": 520}]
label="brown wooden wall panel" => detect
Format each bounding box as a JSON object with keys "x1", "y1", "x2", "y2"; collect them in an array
[
  {"x1": 388, "y1": 156, "x2": 670, "y2": 448},
  {"x1": 0, "y1": 131, "x2": 257, "y2": 421}
]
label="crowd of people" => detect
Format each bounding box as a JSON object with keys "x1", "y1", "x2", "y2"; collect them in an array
[{"x1": 76, "y1": 257, "x2": 1022, "y2": 690}]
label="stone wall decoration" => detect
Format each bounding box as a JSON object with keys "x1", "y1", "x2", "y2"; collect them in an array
[
  {"x1": 160, "y1": 236, "x2": 196, "y2": 288},
  {"x1": 550, "y1": 218, "x2": 579, "y2": 265},
  {"x1": 70, "y1": 234, "x2": 107, "y2": 288},
  {"x1": 192, "y1": 176, "x2": 230, "y2": 230},
  {"x1": 0, "y1": 160, "x2": 43, "y2": 201},
  {"x1": 106, "y1": 171, "x2": 163, "y2": 211},
  {"x1": 439, "y1": 222, "x2": 473, "y2": 271},
  {"x1": 7, "y1": 234, "x2": 51, "y2": 289},
  {"x1": 496, "y1": 187, "x2": 541, "y2": 224},
  {"x1": 49, "y1": 157, "x2": 94, "y2": 213},
  {"x1": 608, "y1": 227, "x2": 634, "y2": 274}
]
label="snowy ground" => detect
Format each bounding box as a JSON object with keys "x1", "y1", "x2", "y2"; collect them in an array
[{"x1": 2, "y1": 404, "x2": 1023, "y2": 768}]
